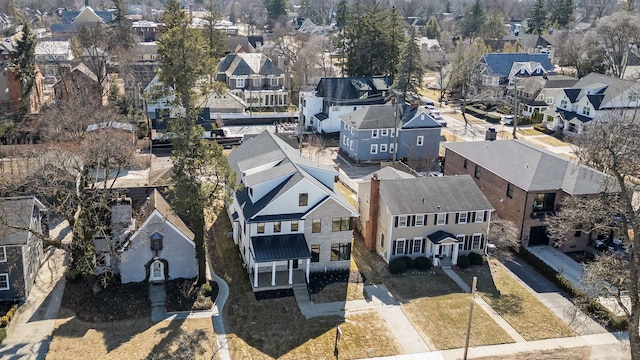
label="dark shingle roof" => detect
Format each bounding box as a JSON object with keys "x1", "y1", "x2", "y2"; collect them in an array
[
  {"x1": 426, "y1": 230, "x2": 459, "y2": 244},
  {"x1": 0, "y1": 197, "x2": 46, "y2": 246},
  {"x1": 315, "y1": 76, "x2": 393, "y2": 104},
  {"x1": 564, "y1": 89, "x2": 580, "y2": 102},
  {"x1": 482, "y1": 53, "x2": 554, "y2": 78},
  {"x1": 379, "y1": 175, "x2": 493, "y2": 215},
  {"x1": 252, "y1": 234, "x2": 311, "y2": 262}
]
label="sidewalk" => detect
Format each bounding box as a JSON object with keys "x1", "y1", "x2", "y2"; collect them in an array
[{"x1": 0, "y1": 220, "x2": 70, "y2": 360}]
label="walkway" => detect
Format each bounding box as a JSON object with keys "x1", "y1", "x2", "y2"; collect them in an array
[
  {"x1": 0, "y1": 220, "x2": 70, "y2": 360},
  {"x1": 293, "y1": 283, "x2": 432, "y2": 353}
]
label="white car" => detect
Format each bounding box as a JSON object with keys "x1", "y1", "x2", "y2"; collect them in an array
[{"x1": 503, "y1": 115, "x2": 514, "y2": 125}]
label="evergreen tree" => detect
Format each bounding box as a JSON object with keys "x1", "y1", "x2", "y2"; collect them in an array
[
  {"x1": 480, "y1": 10, "x2": 507, "y2": 51},
  {"x1": 336, "y1": 0, "x2": 349, "y2": 28},
  {"x1": 527, "y1": 0, "x2": 547, "y2": 34},
  {"x1": 264, "y1": 0, "x2": 288, "y2": 23},
  {"x1": 549, "y1": 0, "x2": 574, "y2": 28},
  {"x1": 445, "y1": 0, "x2": 452, "y2": 13},
  {"x1": 461, "y1": 0, "x2": 486, "y2": 40},
  {"x1": 12, "y1": 21, "x2": 37, "y2": 115},
  {"x1": 110, "y1": 0, "x2": 134, "y2": 51},
  {"x1": 392, "y1": 27, "x2": 424, "y2": 97},
  {"x1": 425, "y1": 16, "x2": 441, "y2": 39}
]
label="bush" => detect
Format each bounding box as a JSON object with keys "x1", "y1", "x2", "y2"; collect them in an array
[
  {"x1": 389, "y1": 257, "x2": 408, "y2": 274},
  {"x1": 6, "y1": 310, "x2": 14, "y2": 321},
  {"x1": 533, "y1": 124, "x2": 547, "y2": 133},
  {"x1": 414, "y1": 256, "x2": 433, "y2": 270},
  {"x1": 0, "y1": 316, "x2": 7, "y2": 327},
  {"x1": 201, "y1": 283, "x2": 213, "y2": 296},
  {"x1": 468, "y1": 252, "x2": 484, "y2": 266},
  {"x1": 66, "y1": 269, "x2": 81, "y2": 282},
  {"x1": 457, "y1": 255, "x2": 471, "y2": 268},
  {"x1": 398, "y1": 256, "x2": 414, "y2": 268},
  {"x1": 485, "y1": 113, "x2": 501, "y2": 123}
]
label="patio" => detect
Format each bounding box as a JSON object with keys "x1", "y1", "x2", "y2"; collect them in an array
[{"x1": 251, "y1": 269, "x2": 307, "y2": 292}]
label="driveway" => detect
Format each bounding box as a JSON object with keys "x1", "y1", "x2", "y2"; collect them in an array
[{"x1": 526, "y1": 245, "x2": 585, "y2": 291}]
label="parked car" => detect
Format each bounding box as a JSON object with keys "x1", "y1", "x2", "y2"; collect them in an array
[
  {"x1": 503, "y1": 115, "x2": 514, "y2": 125},
  {"x1": 432, "y1": 114, "x2": 447, "y2": 127},
  {"x1": 422, "y1": 98, "x2": 435, "y2": 106}
]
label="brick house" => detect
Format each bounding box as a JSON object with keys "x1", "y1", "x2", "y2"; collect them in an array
[{"x1": 443, "y1": 140, "x2": 614, "y2": 251}]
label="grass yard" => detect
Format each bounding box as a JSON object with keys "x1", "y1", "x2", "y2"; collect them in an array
[
  {"x1": 384, "y1": 271, "x2": 513, "y2": 349},
  {"x1": 48, "y1": 311, "x2": 217, "y2": 360},
  {"x1": 455, "y1": 258, "x2": 576, "y2": 341},
  {"x1": 517, "y1": 128, "x2": 544, "y2": 136},
  {"x1": 208, "y1": 214, "x2": 400, "y2": 359},
  {"x1": 476, "y1": 347, "x2": 590, "y2": 360},
  {"x1": 527, "y1": 134, "x2": 570, "y2": 147}
]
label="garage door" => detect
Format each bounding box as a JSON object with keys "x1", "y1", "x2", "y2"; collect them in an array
[{"x1": 529, "y1": 226, "x2": 549, "y2": 246}]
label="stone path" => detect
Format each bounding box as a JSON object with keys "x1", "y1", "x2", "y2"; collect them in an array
[{"x1": 149, "y1": 283, "x2": 166, "y2": 322}]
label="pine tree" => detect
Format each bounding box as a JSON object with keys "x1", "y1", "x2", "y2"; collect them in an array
[
  {"x1": 480, "y1": 10, "x2": 507, "y2": 51},
  {"x1": 264, "y1": 0, "x2": 288, "y2": 23},
  {"x1": 392, "y1": 27, "x2": 424, "y2": 97},
  {"x1": 549, "y1": 0, "x2": 574, "y2": 28},
  {"x1": 336, "y1": 0, "x2": 349, "y2": 28},
  {"x1": 425, "y1": 16, "x2": 441, "y2": 39},
  {"x1": 461, "y1": 0, "x2": 486, "y2": 40},
  {"x1": 527, "y1": 0, "x2": 547, "y2": 34},
  {"x1": 13, "y1": 21, "x2": 37, "y2": 115}
]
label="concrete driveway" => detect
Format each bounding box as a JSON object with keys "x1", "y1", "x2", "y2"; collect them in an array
[{"x1": 526, "y1": 245, "x2": 585, "y2": 291}]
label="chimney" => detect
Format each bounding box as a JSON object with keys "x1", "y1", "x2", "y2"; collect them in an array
[
  {"x1": 85, "y1": 0, "x2": 88, "y2": 7},
  {"x1": 365, "y1": 173, "x2": 380, "y2": 251}
]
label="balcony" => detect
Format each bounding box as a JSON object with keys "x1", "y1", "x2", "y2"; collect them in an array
[{"x1": 531, "y1": 210, "x2": 555, "y2": 219}]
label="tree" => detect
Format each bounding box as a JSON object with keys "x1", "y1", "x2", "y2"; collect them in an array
[
  {"x1": 461, "y1": 0, "x2": 486, "y2": 40},
  {"x1": 11, "y1": 21, "x2": 38, "y2": 115},
  {"x1": 487, "y1": 216, "x2": 519, "y2": 253},
  {"x1": 425, "y1": 16, "x2": 441, "y2": 39},
  {"x1": 480, "y1": 10, "x2": 507, "y2": 51},
  {"x1": 447, "y1": 40, "x2": 488, "y2": 127},
  {"x1": 527, "y1": 0, "x2": 547, "y2": 34},
  {"x1": 392, "y1": 27, "x2": 424, "y2": 98},
  {"x1": 595, "y1": 13, "x2": 640, "y2": 78},
  {"x1": 583, "y1": 0, "x2": 617, "y2": 21},
  {"x1": 264, "y1": 0, "x2": 288, "y2": 25},
  {"x1": 547, "y1": 115, "x2": 640, "y2": 359},
  {"x1": 548, "y1": 0, "x2": 574, "y2": 28}
]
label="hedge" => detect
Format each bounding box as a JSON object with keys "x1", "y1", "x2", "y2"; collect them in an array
[
  {"x1": 468, "y1": 252, "x2": 483, "y2": 266},
  {"x1": 389, "y1": 257, "x2": 408, "y2": 274},
  {"x1": 464, "y1": 106, "x2": 486, "y2": 119},
  {"x1": 414, "y1": 256, "x2": 433, "y2": 270},
  {"x1": 517, "y1": 247, "x2": 628, "y2": 331},
  {"x1": 457, "y1": 255, "x2": 471, "y2": 268},
  {"x1": 485, "y1": 113, "x2": 501, "y2": 123}
]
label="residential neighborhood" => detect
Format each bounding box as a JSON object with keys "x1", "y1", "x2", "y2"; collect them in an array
[{"x1": 0, "y1": 0, "x2": 639, "y2": 359}]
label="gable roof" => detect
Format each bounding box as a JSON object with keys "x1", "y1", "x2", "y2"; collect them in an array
[
  {"x1": 218, "y1": 53, "x2": 282, "y2": 77},
  {"x1": 363, "y1": 166, "x2": 415, "y2": 181},
  {"x1": 146, "y1": 190, "x2": 194, "y2": 240},
  {"x1": 481, "y1": 53, "x2": 554, "y2": 78},
  {"x1": 443, "y1": 140, "x2": 614, "y2": 195},
  {"x1": 314, "y1": 76, "x2": 393, "y2": 105},
  {"x1": 569, "y1": 72, "x2": 637, "y2": 109},
  {"x1": 0, "y1": 197, "x2": 46, "y2": 246}
]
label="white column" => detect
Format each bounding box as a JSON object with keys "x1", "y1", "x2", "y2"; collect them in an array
[
  {"x1": 253, "y1": 262, "x2": 259, "y2": 288},
  {"x1": 306, "y1": 259, "x2": 311, "y2": 282},
  {"x1": 288, "y1": 260, "x2": 293, "y2": 284},
  {"x1": 452, "y1": 244, "x2": 459, "y2": 265},
  {"x1": 271, "y1": 262, "x2": 277, "y2": 286}
]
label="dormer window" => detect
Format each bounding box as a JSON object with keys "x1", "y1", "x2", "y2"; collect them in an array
[
  {"x1": 299, "y1": 193, "x2": 308, "y2": 206},
  {"x1": 150, "y1": 232, "x2": 163, "y2": 251}
]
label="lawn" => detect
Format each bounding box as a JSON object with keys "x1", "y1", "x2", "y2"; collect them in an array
[
  {"x1": 517, "y1": 128, "x2": 544, "y2": 136},
  {"x1": 384, "y1": 271, "x2": 513, "y2": 350},
  {"x1": 527, "y1": 134, "x2": 570, "y2": 147},
  {"x1": 455, "y1": 258, "x2": 576, "y2": 341},
  {"x1": 208, "y1": 214, "x2": 400, "y2": 359}
]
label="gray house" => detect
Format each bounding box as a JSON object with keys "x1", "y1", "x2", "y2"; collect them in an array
[
  {"x1": 0, "y1": 197, "x2": 47, "y2": 302},
  {"x1": 339, "y1": 104, "x2": 441, "y2": 164}
]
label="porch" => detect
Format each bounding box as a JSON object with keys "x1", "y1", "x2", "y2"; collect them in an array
[
  {"x1": 251, "y1": 268, "x2": 307, "y2": 292},
  {"x1": 250, "y1": 233, "x2": 312, "y2": 292}
]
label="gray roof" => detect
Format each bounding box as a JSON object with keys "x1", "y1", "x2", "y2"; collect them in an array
[
  {"x1": 362, "y1": 166, "x2": 415, "y2": 181},
  {"x1": 379, "y1": 175, "x2": 493, "y2": 215},
  {"x1": 252, "y1": 234, "x2": 311, "y2": 262},
  {"x1": 482, "y1": 53, "x2": 555, "y2": 78},
  {"x1": 0, "y1": 197, "x2": 46, "y2": 246},
  {"x1": 427, "y1": 230, "x2": 459, "y2": 244},
  {"x1": 569, "y1": 73, "x2": 637, "y2": 109},
  {"x1": 339, "y1": 104, "x2": 424, "y2": 130},
  {"x1": 443, "y1": 140, "x2": 614, "y2": 195}
]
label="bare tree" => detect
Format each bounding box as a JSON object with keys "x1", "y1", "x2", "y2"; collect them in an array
[
  {"x1": 595, "y1": 13, "x2": 640, "y2": 78},
  {"x1": 447, "y1": 40, "x2": 489, "y2": 128},
  {"x1": 487, "y1": 216, "x2": 520, "y2": 253}
]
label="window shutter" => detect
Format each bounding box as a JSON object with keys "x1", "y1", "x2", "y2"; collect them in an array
[
  {"x1": 480, "y1": 235, "x2": 485, "y2": 249},
  {"x1": 465, "y1": 236, "x2": 471, "y2": 251},
  {"x1": 434, "y1": 214, "x2": 437, "y2": 225},
  {"x1": 411, "y1": 216, "x2": 416, "y2": 226},
  {"x1": 468, "y1": 212, "x2": 472, "y2": 222},
  {"x1": 392, "y1": 241, "x2": 397, "y2": 255},
  {"x1": 471, "y1": 212, "x2": 476, "y2": 222},
  {"x1": 446, "y1": 213, "x2": 449, "y2": 224},
  {"x1": 421, "y1": 239, "x2": 426, "y2": 253},
  {"x1": 483, "y1": 211, "x2": 487, "y2": 222},
  {"x1": 408, "y1": 239, "x2": 414, "y2": 254},
  {"x1": 394, "y1": 216, "x2": 398, "y2": 227},
  {"x1": 455, "y1": 213, "x2": 459, "y2": 224}
]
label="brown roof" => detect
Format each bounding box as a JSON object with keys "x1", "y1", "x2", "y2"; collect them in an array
[{"x1": 149, "y1": 190, "x2": 194, "y2": 240}]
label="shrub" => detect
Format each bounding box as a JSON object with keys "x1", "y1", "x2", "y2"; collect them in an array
[
  {"x1": 389, "y1": 257, "x2": 408, "y2": 274},
  {"x1": 457, "y1": 255, "x2": 471, "y2": 268},
  {"x1": 398, "y1": 256, "x2": 414, "y2": 268},
  {"x1": 6, "y1": 310, "x2": 14, "y2": 321},
  {"x1": 66, "y1": 269, "x2": 81, "y2": 282},
  {"x1": 414, "y1": 256, "x2": 433, "y2": 270},
  {"x1": 0, "y1": 316, "x2": 7, "y2": 327},
  {"x1": 485, "y1": 113, "x2": 501, "y2": 123},
  {"x1": 201, "y1": 283, "x2": 213, "y2": 296},
  {"x1": 468, "y1": 252, "x2": 483, "y2": 266}
]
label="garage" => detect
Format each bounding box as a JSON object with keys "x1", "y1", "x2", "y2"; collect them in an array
[{"x1": 529, "y1": 226, "x2": 550, "y2": 246}]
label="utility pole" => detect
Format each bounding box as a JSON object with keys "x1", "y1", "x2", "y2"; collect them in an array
[
  {"x1": 463, "y1": 276, "x2": 477, "y2": 360},
  {"x1": 512, "y1": 78, "x2": 518, "y2": 139}
]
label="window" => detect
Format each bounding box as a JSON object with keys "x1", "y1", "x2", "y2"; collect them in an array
[
  {"x1": 533, "y1": 193, "x2": 556, "y2": 211},
  {"x1": 390, "y1": 128, "x2": 396, "y2": 137},
  {"x1": 343, "y1": 135, "x2": 347, "y2": 145},
  {"x1": 463, "y1": 159, "x2": 467, "y2": 169},
  {"x1": 458, "y1": 212, "x2": 467, "y2": 224},
  {"x1": 381, "y1": 129, "x2": 388, "y2": 136},
  {"x1": 372, "y1": 129, "x2": 379, "y2": 138},
  {"x1": 344, "y1": 122, "x2": 348, "y2": 130},
  {"x1": 150, "y1": 233, "x2": 163, "y2": 251},
  {"x1": 560, "y1": 99, "x2": 567, "y2": 108},
  {"x1": 475, "y1": 211, "x2": 485, "y2": 223},
  {"x1": 413, "y1": 238, "x2": 422, "y2": 253},
  {"x1": 389, "y1": 143, "x2": 395, "y2": 153},
  {"x1": 398, "y1": 215, "x2": 407, "y2": 227},
  {"x1": 457, "y1": 234, "x2": 466, "y2": 250},
  {"x1": 311, "y1": 245, "x2": 320, "y2": 262},
  {"x1": 436, "y1": 213, "x2": 446, "y2": 225},
  {"x1": 257, "y1": 223, "x2": 265, "y2": 234},
  {"x1": 395, "y1": 239, "x2": 406, "y2": 255},
  {"x1": 474, "y1": 166, "x2": 480, "y2": 179},
  {"x1": 416, "y1": 136, "x2": 424, "y2": 146},
  {"x1": 380, "y1": 143, "x2": 387, "y2": 152},
  {"x1": 507, "y1": 183, "x2": 514, "y2": 198},
  {"x1": 253, "y1": 77, "x2": 261, "y2": 87},
  {"x1": 332, "y1": 217, "x2": 352, "y2": 231},
  {"x1": 472, "y1": 234, "x2": 483, "y2": 249},
  {"x1": 546, "y1": 97, "x2": 554, "y2": 104},
  {"x1": 370, "y1": 144, "x2": 378, "y2": 154},
  {"x1": 273, "y1": 221, "x2": 281, "y2": 233},
  {"x1": 291, "y1": 220, "x2": 299, "y2": 232},
  {"x1": 574, "y1": 224, "x2": 583, "y2": 237},
  {"x1": 583, "y1": 106, "x2": 590, "y2": 116},
  {"x1": 0, "y1": 246, "x2": 5, "y2": 262},
  {"x1": 299, "y1": 193, "x2": 308, "y2": 206},
  {"x1": 0, "y1": 274, "x2": 8, "y2": 290},
  {"x1": 236, "y1": 78, "x2": 245, "y2": 88},
  {"x1": 349, "y1": 140, "x2": 354, "y2": 150},
  {"x1": 415, "y1": 215, "x2": 424, "y2": 226},
  {"x1": 331, "y1": 242, "x2": 351, "y2": 261},
  {"x1": 270, "y1": 77, "x2": 279, "y2": 86},
  {"x1": 568, "y1": 123, "x2": 577, "y2": 133},
  {"x1": 312, "y1": 219, "x2": 321, "y2": 233}
]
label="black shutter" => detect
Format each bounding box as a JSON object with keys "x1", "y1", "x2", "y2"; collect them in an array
[
  {"x1": 465, "y1": 236, "x2": 471, "y2": 250},
  {"x1": 455, "y1": 213, "x2": 459, "y2": 224},
  {"x1": 446, "y1": 213, "x2": 449, "y2": 224},
  {"x1": 483, "y1": 211, "x2": 487, "y2": 222},
  {"x1": 421, "y1": 239, "x2": 426, "y2": 253},
  {"x1": 392, "y1": 240, "x2": 397, "y2": 255},
  {"x1": 468, "y1": 212, "x2": 472, "y2": 223},
  {"x1": 471, "y1": 212, "x2": 476, "y2": 222},
  {"x1": 423, "y1": 214, "x2": 427, "y2": 226},
  {"x1": 434, "y1": 214, "x2": 437, "y2": 225},
  {"x1": 408, "y1": 239, "x2": 414, "y2": 254},
  {"x1": 412, "y1": 216, "x2": 416, "y2": 226},
  {"x1": 394, "y1": 216, "x2": 398, "y2": 227},
  {"x1": 480, "y1": 235, "x2": 485, "y2": 249}
]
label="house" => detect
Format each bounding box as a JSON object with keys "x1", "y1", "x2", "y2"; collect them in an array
[
  {"x1": 133, "y1": 42, "x2": 158, "y2": 64},
  {"x1": 498, "y1": 34, "x2": 552, "y2": 53},
  {"x1": 0, "y1": 13, "x2": 12, "y2": 31},
  {"x1": 405, "y1": 17, "x2": 426, "y2": 34},
  {"x1": 543, "y1": 72, "x2": 640, "y2": 135},
  {"x1": 53, "y1": 62, "x2": 108, "y2": 105},
  {"x1": 339, "y1": 104, "x2": 441, "y2": 164},
  {"x1": 216, "y1": 53, "x2": 289, "y2": 111},
  {"x1": 94, "y1": 190, "x2": 197, "y2": 283},
  {"x1": 299, "y1": 76, "x2": 393, "y2": 134},
  {"x1": 474, "y1": 53, "x2": 555, "y2": 98},
  {"x1": 358, "y1": 168, "x2": 493, "y2": 266},
  {"x1": 132, "y1": 20, "x2": 161, "y2": 42},
  {"x1": 51, "y1": 3, "x2": 115, "y2": 39},
  {"x1": 34, "y1": 40, "x2": 75, "y2": 78},
  {"x1": 507, "y1": 75, "x2": 578, "y2": 120},
  {"x1": 0, "y1": 197, "x2": 47, "y2": 302},
  {"x1": 227, "y1": 130, "x2": 358, "y2": 291},
  {"x1": 0, "y1": 36, "x2": 44, "y2": 115},
  {"x1": 443, "y1": 140, "x2": 615, "y2": 251}
]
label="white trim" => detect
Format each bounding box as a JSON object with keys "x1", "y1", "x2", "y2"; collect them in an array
[
  {"x1": 396, "y1": 238, "x2": 406, "y2": 255},
  {"x1": 457, "y1": 234, "x2": 465, "y2": 250},
  {"x1": 472, "y1": 233, "x2": 482, "y2": 249},
  {"x1": 372, "y1": 129, "x2": 379, "y2": 138},
  {"x1": 415, "y1": 214, "x2": 424, "y2": 226},
  {"x1": 458, "y1": 212, "x2": 467, "y2": 224},
  {"x1": 475, "y1": 211, "x2": 484, "y2": 223},
  {"x1": 436, "y1": 213, "x2": 446, "y2": 225},
  {"x1": 130, "y1": 210, "x2": 196, "y2": 248},
  {"x1": 398, "y1": 215, "x2": 407, "y2": 227},
  {"x1": 370, "y1": 144, "x2": 378, "y2": 154},
  {"x1": 380, "y1": 143, "x2": 388, "y2": 152},
  {"x1": 0, "y1": 273, "x2": 9, "y2": 290},
  {"x1": 413, "y1": 237, "x2": 423, "y2": 253},
  {"x1": 416, "y1": 135, "x2": 424, "y2": 146},
  {"x1": 0, "y1": 246, "x2": 6, "y2": 262}
]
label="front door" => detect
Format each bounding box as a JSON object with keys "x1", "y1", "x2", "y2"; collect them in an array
[
  {"x1": 529, "y1": 226, "x2": 550, "y2": 246},
  {"x1": 149, "y1": 259, "x2": 165, "y2": 282}
]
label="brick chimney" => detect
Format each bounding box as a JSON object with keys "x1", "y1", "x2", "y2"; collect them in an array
[{"x1": 365, "y1": 173, "x2": 380, "y2": 251}]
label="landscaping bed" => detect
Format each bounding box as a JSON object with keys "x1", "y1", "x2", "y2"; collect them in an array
[
  {"x1": 309, "y1": 269, "x2": 365, "y2": 294},
  {"x1": 61, "y1": 276, "x2": 150, "y2": 322},
  {"x1": 165, "y1": 278, "x2": 217, "y2": 312}
]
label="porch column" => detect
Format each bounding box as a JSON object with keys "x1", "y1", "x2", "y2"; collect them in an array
[
  {"x1": 271, "y1": 261, "x2": 276, "y2": 286},
  {"x1": 288, "y1": 260, "x2": 293, "y2": 284},
  {"x1": 433, "y1": 245, "x2": 440, "y2": 266},
  {"x1": 452, "y1": 244, "x2": 459, "y2": 265},
  {"x1": 253, "y1": 262, "x2": 259, "y2": 288},
  {"x1": 306, "y1": 258, "x2": 310, "y2": 282}
]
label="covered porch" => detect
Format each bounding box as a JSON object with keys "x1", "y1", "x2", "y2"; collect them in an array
[
  {"x1": 426, "y1": 230, "x2": 461, "y2": 267},
  {"x1": 250, "y1": 234, "x2": 312, "y2": 292}
]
